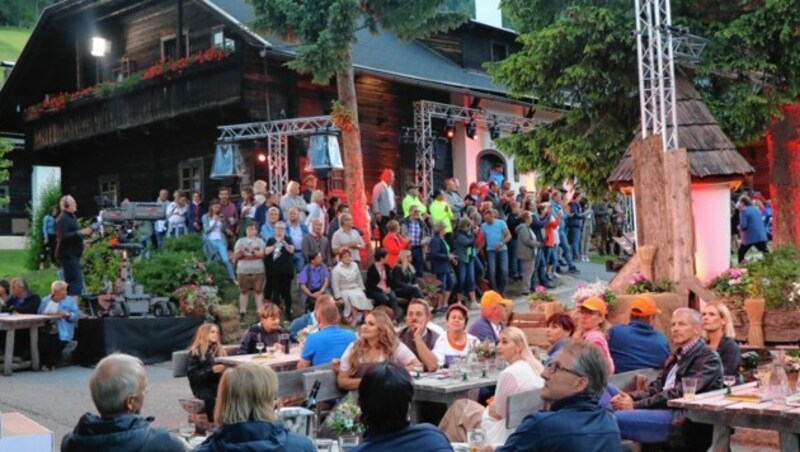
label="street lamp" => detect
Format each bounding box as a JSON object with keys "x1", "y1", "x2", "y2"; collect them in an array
[{"x1": 305, "y1": 128, "x2": 343, "y2": 180}]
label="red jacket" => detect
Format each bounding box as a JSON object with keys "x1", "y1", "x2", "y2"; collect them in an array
[
  {"x1": 383, "y1": 232, "x2": 409, "y2": 267},
  {"x1": 544, "y1": 213, "x2": 562, "y2": 247}
]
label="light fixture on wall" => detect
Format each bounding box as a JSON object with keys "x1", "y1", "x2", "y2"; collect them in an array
[
  {"x1": 305, "y1": 128, "x2": 343, "y2": 179},
  {"x1": 465, "y1": 118, "x2": 477, "y2": 140},
  {"x1": 489, "y1": 115, "x2": 500, "y2": 140},
  {"x1": 90, "y1": 37, "x2": 110, "y2": 57},
  {"x1": 444, "y1": 114, "x2": 455, "y2": 139}
]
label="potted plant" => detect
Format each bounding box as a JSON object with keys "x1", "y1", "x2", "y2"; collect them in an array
[
  {"x1": 327, "y1": 397, "x2": 363, "y2": 450},
  {"x1": 172, "y1": 284, "x2": 221, "y2": 316},
  {"x1": 528, "y1": 286, "x2": 561, "y2": 318}
]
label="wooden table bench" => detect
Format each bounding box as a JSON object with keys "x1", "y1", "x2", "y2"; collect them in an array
[
  {"x1": 668, "y1": 382, "x2": 800, "y2": 452},
  {"x1": 0, "y1": 314, "x2": 59, "y2": 376},
  {"x1": 215, "y1": 350, "x2": 301, "y2": 371},
  {"x1": 410, "y1": 373, "x2": 498, "y2": 423}
]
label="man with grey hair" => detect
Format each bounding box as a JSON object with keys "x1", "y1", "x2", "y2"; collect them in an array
[
  {"x1": 611, "y1": 307, "x2": 723, "y2": 446},
  {"x1": 61, "y1": 353, "x2": 185, "y2": 451},
  {"x1": 2, "y1": 277, "x2": 40, "y2": 314},
  {"x1": 56, "y1": 195, "x2": 92, "y2": 297},
  {"x1": 489, "y1": 340, "x2": 621, "y2": 451}
]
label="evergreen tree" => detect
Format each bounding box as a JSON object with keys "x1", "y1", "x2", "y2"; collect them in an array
[{"x1": 247, "y1": 0, "x2": 466, "y2": 247}]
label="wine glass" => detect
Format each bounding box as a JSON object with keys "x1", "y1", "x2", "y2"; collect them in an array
[
  {"x1": 723, "y1": 375, "x2": 736, "y2": 395},
  {"x1": 255, "y1": 342, "x2": 265, "y2": 355},
  {"x1": 412, "y1": 364, "x2": 424, "y2": 379},
  {"x1": 178, "y1": 422, "x2": 195, "y2": 441}
]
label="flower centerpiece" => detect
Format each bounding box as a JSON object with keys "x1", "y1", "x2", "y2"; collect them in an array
[
  {"x1": 707, "y1": 267, "x2": 750, "y2": 306},
  {"x1": 296, "y1": 325, "x2": 318, "y2": 344},
  {"x1": 172, "y1": 284, "x2": 221, "y2": 316},
  {"x1": 328, "y1": 397, "x2": 363, "y2": 442},
  {"x1": 529, "y1": 286, "x2": 556, "y2": 303},
  {"x1": 475, "y1": 338, "x2": 497, "y2": 361},
  {"x1": 625, "y1": 272, "x2": 674, "y2": 295},
  {"x1": 572, "y1": 279, "x2": 616, "y2": 309}
]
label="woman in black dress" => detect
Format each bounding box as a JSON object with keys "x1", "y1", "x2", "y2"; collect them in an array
[{"x1": 187, "y1": 323, "x2": 228, "y2": 422}]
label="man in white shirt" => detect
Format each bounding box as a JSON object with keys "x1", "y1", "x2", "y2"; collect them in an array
[{"x1": 372, "y1": 169, "x2": 396, "y2": 239}]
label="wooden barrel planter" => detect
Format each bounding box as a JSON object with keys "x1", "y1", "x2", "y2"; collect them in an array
[
  {"x1": 609, "y1": 293, "x2": 684, "y2": 344},
  {"x1": 724, "y1": 298, "x2": 800, "y2": 345}
]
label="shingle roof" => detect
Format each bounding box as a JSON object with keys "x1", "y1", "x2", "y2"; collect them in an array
[
  {"x1": 607, "y1": 77, "x2": 754, "y2": 185},
  {"x1": 206, "y1": 0, "x2": 506, "y2": 95}
]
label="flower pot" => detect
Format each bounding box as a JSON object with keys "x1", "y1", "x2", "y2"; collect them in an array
[
  {"x1": 528, "y1": 301, "x2": 561, "y2": 319},
  {"x1": 725, "y1": 299, "x2": 800, "y2": 344},
  {"x1": 338, "y1": 434, "x2": 361, "y2": 451},
  {"x1": 609, "y1": 292, "x2": 683, "y2": 344},
  {"x1": 743, "y1": 298, "x2": 765, "y2": 347}
]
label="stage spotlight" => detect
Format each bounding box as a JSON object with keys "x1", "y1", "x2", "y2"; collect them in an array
[
  {"x1": 444, "y1": 114, "x2": 455, "y2": 139},
  {"x1": 490, "y1": 116, "x2": 500, "y2": 140},
  {"x1": 257, "y1": 152, "x2": 267, "y2": 163},
  {"x1": 465, "y1": 119, "x2": 477, "y2": 140}
]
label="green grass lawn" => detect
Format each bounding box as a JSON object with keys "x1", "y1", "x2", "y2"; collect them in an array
[
  {"x1": 0, "y1": 249, "x2": 56, "y2": 295},
  {"x1": 0, "y1": 26, "x2": 31, "y2": 62}
]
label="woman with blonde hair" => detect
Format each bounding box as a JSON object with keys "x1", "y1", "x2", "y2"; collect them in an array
[
  {"x1": 187, "y1": 323, "x2": 228, "y2": 422},
  {"x1": 197, "y1": 363, "x2": 314, "y2": 451},
  {"x1": 702, "y1": 302, "x2": 741, "y2": 378},
  {"x1": 305, "y1": 189, "x2": 327, "y2": 230},
  {"x1": 337, "y1": 310, "x2": 421, "y2": 391},
  {"x1": 280, "y1": 180, "x2": 309, "y2": 222},
  {"x1": 391, "y1": 250, "x2": 424, "y2": 300}
]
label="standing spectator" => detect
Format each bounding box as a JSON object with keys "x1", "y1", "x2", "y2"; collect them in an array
[
  {"x1": 382, "y1": 220, "x2": 409, "y2": 267},
  {"x1": 578, "y1": 297, "x2": 614, "y2": 375},
  {"x1": 429, "y1": 221, "x2": 456, "y2": 313},
  {"x1": 234, "y1": 223, "x2": 266, "y2": 321},
  {"x1": 280, "y1": 181, "x2": 309, "y2": 223},
  {"x1": 391, "y1": 250, "x2": 424, "y2": 300},
  {"x1": 366, "y1": 248, "x2": 400, "y2": 317},
  {"x1": 56, "y1": 195, "x2": 92, "y2": 297},
  {"x1": 187, "y1": 323, "x2": 227, "y2": 422},
  {"x1": 61, "y1": 354, "x2": 185, "y2": 451},
  {"x1": 187, "y1": 191, "x2": 205, "y2": 233},
  {"x1": 301, "y1": 174, "x2": 317, "y2": 204},
  {"x1": 400, "y1": 205, "x2": 430, "y2": 277},
  {"x1": 480, "y1": 209, "x2": 511, "y2": 296},
  {"x1": 543, "y1": 202, "x2": 563, "y2": 281},
  {"x1": 533, "y1": 203, "x2": 554, "y2": 289},
  {"x1": 465, "y1": 182, "x2": 481, "y2": 208},
  {"x1": 327, "y1": 203, "x2": 348, "y2": 239},
  {"x1": 516, "y1": 186, "x2": 528, "y2": 204},
  {"x1": 445, "y1": 178, "x2": 466, "y2": 219},
  {"x1": 551, "y1": 190, "x2": 579, "y2": 274},
  {"x1": 331, "y1": 249, "x2": 372, "y2": 324},
  {"x1": 297, "y1": 251, "x2": 331, "y2": 312},
  {"x1": 297, "y1": 297, "x2": 356, "y2": 368},
  {"x1": 239, "y1": 303, "x2": 290, "y2": 354},
  {"x1": 327, "y1": 196, "x2": 341, "y2": 224},
  {"x1": 402, "y1": 184, "x2": 427, "y2": 218},
  {"x1": 505, "y1": 203, "x2": 522, "y2": 281},
  {"x1": 488, "y1": 163, "x2": 505, "y2": 187},
  {"x1": 153, "y1": 189, "x2": 169, "y2": 248},
  {"x1": 301, "y1": 217, "x2": 332, "y2": 266},
  {"x1": 37, "y1": 280, "x2": 79, "y2": 370},
  {"x1": 567, "y1": 192, "x2": 585, "y2": 262},
  {"x1": 515, "y1": 211, "x2": 539, "y2": 295},
  {"x1": 485, "y1": 181, "x2": 502, "y2": 213},
  {"x1": 372, "y1": 169, "x2": 397, "y2": 239},
  {"x1": 237, "y1": 187, "x2": 257, "y2": 238},
  {"x1": 580, "y1": 196, "x2": 594, "y2": 263},
  {"x1": 166, "y1": 191, "x2": 188, "y2": 237},
  {"x1": 286, "y1": 207, "x2": 309, "y2": 273},
  {"x1": 469, "y1": 290, "x2": 512, "y2": 344},
  {"x1": 218, "y1": 187, "x2": 239, "y2": 249},
  {"x1": 202, "y1": 199, "x2": 237, "y2": 284},
  {"x1": 305, "y1": 189, "x2": 328, "y2": 231},
  {"x1": 397, "y1": 299, "x2": 439, "y2": 372},
  {"x1": 454, "y1": 218, "x2": 478, "y2": 308},
  {"x1": 701, "y1": 302, "x2": 741, "y2": 379},
  {"x1": 264, "y1": 222, "x2": 296, "y2": 320},
  {"x1": 608, "y1": 296, "x2": 670, "y2": 373},
  {"x1": 197, "y1": 364, "x2": 314, "y2": 452},
  {"x1": 593, "y1": 199, "x2": 612, "y2": 255},
  {"x1": 43, "y1": 205, "x2": 59, "y2": 265},
  {"x1": 259, "y1": 206, "x2": 280, "y2": 242},
  {"x1": 2, "y1": 277, "x2": 41, "y2": 314},
  {"x1": 331, "y1": 213, "x2": 365, "y2": 265},
  {"x1": 737, "y1": 195, "x2": 769, "y2": 263}
]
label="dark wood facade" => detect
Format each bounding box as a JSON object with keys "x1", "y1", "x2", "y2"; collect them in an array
[{"x1": 0, "y1": 0, "x2": 518, "y2": 233}]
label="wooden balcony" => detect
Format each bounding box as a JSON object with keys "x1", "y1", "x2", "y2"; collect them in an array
[{"x1": 28, "y1": 58, "x2": 241, "y2": 150}]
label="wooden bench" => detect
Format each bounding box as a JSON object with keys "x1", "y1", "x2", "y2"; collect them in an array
[
  {"x1": 505, "y1": 368, "x2": 660, "y2": 430},
  {"x1": 301, "y1": 368, "x2": 346, "y2": 418},
  {"x1": 508, "y1": 312, "x2": 548, "y2": 348}
]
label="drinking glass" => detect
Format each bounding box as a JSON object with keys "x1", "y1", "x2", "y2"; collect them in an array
[
  {"x1": 178, "y1": 422, "x2": 195, "y2": 441},
  {"x1": 413, "y1": 364, "x2": 424, "y2": 379},
  {"x1": 450, "y1": 359, "x2": 463, "y2": 380},
  {"x1": 682, "y1": 377, "x2": 699, "y2": 400},
  {"x1": 255, "y1": 342, "x2": 265, "y2": 355},
  {"x1": 279, "y1": 333, "x2": 291, "y2": 354},
  {"x1": 315, "y1": 439, "x2": 334, "y2": 452},
  {"x1": 467, "y1": 428, "x2": 487, "y2": 451},
  {"x1": 723, "y1": 376, "x2": 736, "y2": 395},
  {"x1": 757, "y1": 365, "x2": 772, "y2": 389}
]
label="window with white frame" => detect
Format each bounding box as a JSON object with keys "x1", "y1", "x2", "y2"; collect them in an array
[
  {"x1": 212, "y1": 26, "x2": 236, "y2": 52},
  {"x1": 0, "y1": 185, "x2": 9, "y2": 213},
  {"x1": 179, "y1": 158, "x2": 204, "y2": 197},
  {"x1": 98, "y1": 175, "x2": 119, "y2": 206},
  {"x1": 161, "y1": 32, "x2": 190, "y2": 60}
]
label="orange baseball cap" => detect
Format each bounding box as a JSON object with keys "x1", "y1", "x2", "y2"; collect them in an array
[
  {"x1": 630, "y1": 295, "x2": 661, "y2": 317},
  {"x1": 480, "y1": 290, "x2": 513, "y2": 310},
  {"x1": 579, "y1": 297, "x2": 608, "y2": 316}
]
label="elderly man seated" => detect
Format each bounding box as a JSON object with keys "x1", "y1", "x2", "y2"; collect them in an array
[
  {"x1": 486, "y1": 340, "x2": 622, "y2": 451},
  {"x1": 607, "y1": 295, "x2": 670, "y2": 373},
  {"x1": 469, "y1": 290, "x2": 512, "y2": 344},
  {"x1": 611, "y1": 307, "x2": 723, "y2": 445}
]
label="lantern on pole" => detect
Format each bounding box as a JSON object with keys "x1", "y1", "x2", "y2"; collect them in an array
[{"x1": 305, "y1": 128, "x2": 343, "y2": 179}]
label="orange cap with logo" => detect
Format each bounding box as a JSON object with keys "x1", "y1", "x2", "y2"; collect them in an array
[
  {"x1": 579, "y1": 297, "x2": 608, "y2": 316},
  {"x1": 630, "y1": 295, "x2": 661, "y2": 317}
]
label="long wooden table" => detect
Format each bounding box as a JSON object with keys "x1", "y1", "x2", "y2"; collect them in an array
[
  {"x1": 668, "y1": 382, "x2": 800, "y2": 452},
  {"x1": 410, "y1": 372, "x2": 498, "y2": 423},
  {"x1": 215, "y1": 350, "x2": 301, "y2": 371},
  {"x1": 0, "y1": 314, "x2": 58, "y2": 376}
]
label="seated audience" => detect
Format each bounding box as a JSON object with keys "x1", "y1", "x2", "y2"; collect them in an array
[
  {"x1": 432, "y1": 304, "x2": 480, "y2": 368},
  {"x1": 577, "y1": 297, "x2": 615, "y2": 375},
  {"x1": 233, "y1": 222, "x2": 266, "y2": 322},
  {"x1": 0, "y1": 279, "x2": 10, "y2": 306},
  {"x1": 38, "y1": 280, "x2": 79, "y2": 371},
  {"x1": 397, "y1": 299, "x2": 439, "y2": 372},
  {"x1": 382, "y1": 220, "x2": 409, "y2": 267},
  {"x1": 2, "y1": 277, "x2": 41, "y2": 314},
  {"x1": 337, "y1": 311, "x2": 421, "y2": 391},
  {"x1": 352, "y1": 363, "x2": 452, "y2": 451},
  {"x1": 61, "y1": 353, "x2": 185, "y2": 451},
  {"x1": 391, "y1": 250, "x2": 424, "y2": 300},
  {"x1": 608, "y1": 296, "x2": 670, "y2": 373},
  {"x1": 702, "y1": 302, "x2": 741, "y2": 379},
  {"x1": 469, "y1": 290, "x2": 512, "y2": 344},
  {"x1": 611, "y1": 308, "x2": 723, "y2": 445},
  {"x1": 331, "y1": 249, "x2": 373, "y2": 324},
  {"x1": 440, "y1": 327, "x2": 545, "y2": 444},
  {"x1": 239, "y1": 303, "x2": 290, "y2": 354},
  {"x1": 297, "y1": 251, "x2": 331, "y2": 312},
  {"x1": 298, "y1": 296, "x2": 357, "y2": 368},
  {"x1": 301, "y1": 217, "x2": 332, "y2": 266},
  {"x1": 366, "y1": 248, "x2": 399, "y2": 316},
  {"x1": 187, "y1": 323, "x2": 227, "y2": 422},
  {"x1": 490, "y1": 341, "x2": 622, "y2": 452},
  {"x1": 196, "y1": 363, "x2": 314, "y2": 451},
  {"x1": 331, "y1": 213, "x2": 365, "y2": 264},
  {"x1": 429, "y1": 221, "x2": 455, "y2": 313},
  {"x1": 544, "y1": 313, "x2": 575, "y2": 366}
]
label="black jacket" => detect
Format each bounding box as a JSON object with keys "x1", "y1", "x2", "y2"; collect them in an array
[
  {"x1": 61, "y1": 413, "x2": 185, "y2": 452},
  {"x1": 238, "y1": 324, "x2": 289, "y2": 355},
  {"x1": 2, "y1": 292, "x2": 41, "y2": 314},
  {"x1": 716, "y1": 336, "x2": 742, "y2": 379},
  {"x1": 196, "y1": 420, "x2": 314, "y2": 452},
  {"x1": 187, "y1": 345, "x2": 223, "y2": 400},
  {"x1": 56, "y1": 212, "x2": 84, "y2": 258}
]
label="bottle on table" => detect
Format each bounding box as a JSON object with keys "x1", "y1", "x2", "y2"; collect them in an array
[
  {"x1": 302, "y1": 379, "x2": 322, "y2": 410},
  {"x1": 768, "y1": 351, "x2": 788, "y2": 406}
]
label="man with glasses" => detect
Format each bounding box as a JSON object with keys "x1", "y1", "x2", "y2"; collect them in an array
[{"x1": 489, "y1": 340, "x2": 621, "y2": 451}]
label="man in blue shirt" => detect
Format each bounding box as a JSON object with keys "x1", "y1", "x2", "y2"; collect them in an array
[
  {"x1": 608, "y1": 296, "x2": 671, "y2": 373},
  {"x1": 480, "y1": 209, "x2": 511, "y2": 295},
  {"x1": 297, "y1": 296, "x2": 356, "y2": 368}
]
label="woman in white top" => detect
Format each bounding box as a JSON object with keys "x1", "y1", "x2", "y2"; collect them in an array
[
  {"x1": 432, "y1": 304, "x2": 480, "y2": 368},
  {"x1": 166, "y1": 192, "x2": 189, "y2": 237},
  {"x1": 305, "y1": 190, "x2": 327, "y2": 230},
  {"x1": 331, "y1": 213, "x2": 365, "y2": 263},
  {"x1": 481, "y1": 327, "x2": 545, "y2": 443},
  {"x1": 237, "y1": 187, "x2": 257, "y2": 238},
  {"x1": 331, "y1": 248, "x2": 372, "y2": 323},
  {"x1": 202, "y1": 199, "x2": 236, "y2": 283},
  {"x1": 338, "y1": 310, "x2": 421, "y2": 391},
  {"x1": 280, "y1": 181, "x2": 309, "y2": 222}
]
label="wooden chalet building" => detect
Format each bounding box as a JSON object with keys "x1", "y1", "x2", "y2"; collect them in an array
[{"x1": 0, "y1": 0, "x2": 553, "y2": 234}]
